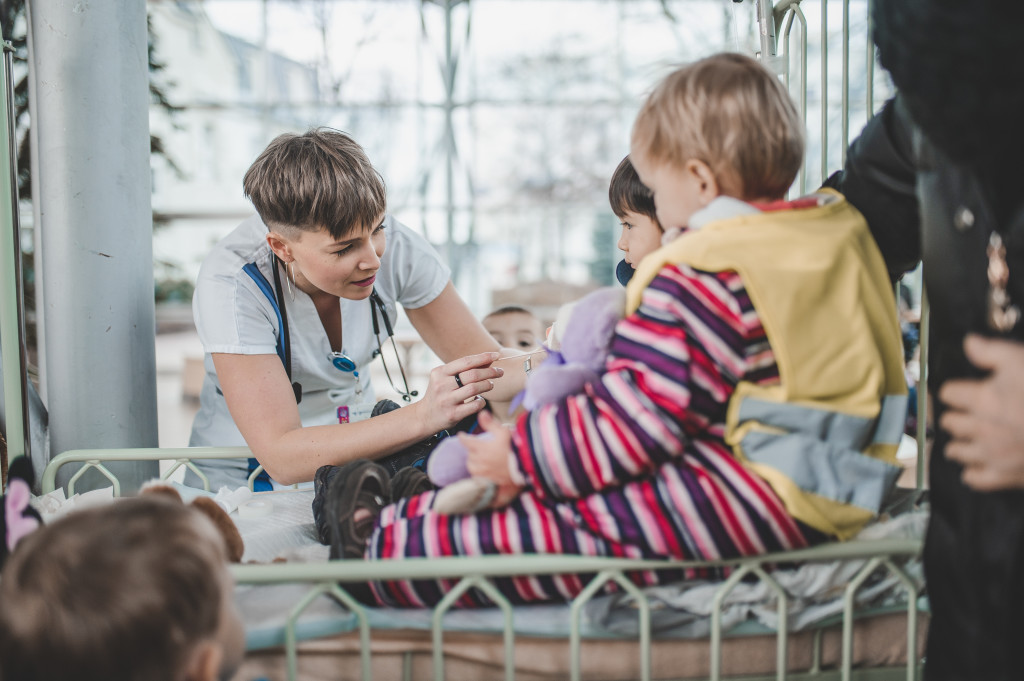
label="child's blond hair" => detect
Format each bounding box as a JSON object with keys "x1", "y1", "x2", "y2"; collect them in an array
[{"x1": 631, "y1": 53, "x2": 804, "y2": 201}]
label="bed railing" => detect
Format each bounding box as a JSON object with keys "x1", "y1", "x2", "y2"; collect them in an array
[
  {"x1": 38, "y1": 446, "x2": 252, "y2": 496},
  {"x1": 41, "y1": 446, "x2": 922, "y2": 681},
  {"x1": 231, "y1": 542, "x2": 923, "y2": 681}
]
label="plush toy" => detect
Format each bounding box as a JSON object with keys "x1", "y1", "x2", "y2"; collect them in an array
[
  {"x1": 521, "y1": 285, "x2": 625, "y2": 410},
  {"x1": 141, "y1": 484, "x2": 245, "y2": 563},
  {"x1": 0, "y1": 456, "x2": 43, "y2": 570},
  {"x1": 428, "y1": 286, "x2": 625, "y2": 514}
]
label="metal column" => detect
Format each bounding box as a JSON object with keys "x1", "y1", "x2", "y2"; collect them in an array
[
  {"x1": 0, "y1": 38, "x2": 26, "y2": 473},
  {"x1": 28, "y1": 0, "x2": 158, "y2": 492}
]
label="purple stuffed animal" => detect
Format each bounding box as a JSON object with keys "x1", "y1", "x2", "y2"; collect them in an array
[{"x1": 428, "y1": 287, "x2": 625, "y2": 514}]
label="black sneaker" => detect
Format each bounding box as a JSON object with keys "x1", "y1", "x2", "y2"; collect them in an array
[
  {"x1": 371, "y1": 399, "x2": 445, "y2": 476},
  {"x1": 371, "y1": 398, "x2": 402, "y2": 417},
  {"x1": 321, "y1": 459, "x2": 391, "y2": 560},
  {"x1": 390, "y1": 466, "x2": 434, "y2": 500},
  {"x1": 312, "y1": 464, "x2": 342, "y2": 545}
]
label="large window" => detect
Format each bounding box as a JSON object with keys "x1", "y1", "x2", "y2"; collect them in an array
[{"x1": 149, "y1": 0, "x2": 890, "y2": 315}]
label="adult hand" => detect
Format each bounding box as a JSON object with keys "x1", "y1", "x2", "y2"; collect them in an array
[
  {"x1": 940, "y1": 334, "x2": 1024, "y2": 491},
  {"x1": 462, "y1": 410, "x2": 523, "y2": 508},
  {"x1": 413, "y1": 351, "x2": 503, "y2": 434},
  {"x1": 486, "y1": 348, "x2": 549, "y2": 402}
]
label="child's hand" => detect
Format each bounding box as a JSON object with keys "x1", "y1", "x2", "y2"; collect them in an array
[{"x1": 459, "y1": 410, "x2": 523, "y2": 508}]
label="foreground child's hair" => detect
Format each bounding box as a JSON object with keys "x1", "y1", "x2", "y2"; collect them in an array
[
  {"x1": 608, "y1": 155, "x2": 659, "y2": 222},
  {"x1": 0, "y1": 497, "x2": 231, "y2": 681},
  {"x1": 243, "y1": 127, "x2": 387, "y2": 240},
  {"x1": 631, "y1": 53, "x2": 804, "y2": 200}
]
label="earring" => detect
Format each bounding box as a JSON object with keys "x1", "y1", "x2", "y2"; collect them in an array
[{"x1": 284, "y1": 261, "x2": 296, "y2": 300}]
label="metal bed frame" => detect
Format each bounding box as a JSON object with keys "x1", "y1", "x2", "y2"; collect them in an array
[{"x1": 39, "y1": 446, "x2": 923, "y2": 681}]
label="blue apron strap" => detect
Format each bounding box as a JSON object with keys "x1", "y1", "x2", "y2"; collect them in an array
[
  {"x1": 246, "y1": 457, "x2": 274, "y2": 492},
  {"x1": 241, "y1": 262, "x2": 286, "y2": 365},
  {"x1": 242, "y1": 262, "x2": 283, "y2": 492}
]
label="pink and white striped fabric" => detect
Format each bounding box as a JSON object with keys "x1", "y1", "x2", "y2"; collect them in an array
[{"x1": 365, "y1": 264, "x2": 817, "y2": 608}]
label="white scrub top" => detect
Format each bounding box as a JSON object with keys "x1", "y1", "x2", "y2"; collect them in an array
[{"x1": 187, "y1": 213, "x2": 450, "y2": 489}]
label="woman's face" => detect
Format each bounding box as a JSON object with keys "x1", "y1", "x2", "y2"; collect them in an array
[{"x1": 283, "y1": 217, "x2": 387, "y2": 300}]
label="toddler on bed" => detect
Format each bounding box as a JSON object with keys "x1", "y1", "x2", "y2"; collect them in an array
[
  {"x1": 322, "y1": 52, "x2": 907, "y2": 608},
  {"x1": 0, "y1": 496, "x2": 245, "y2": 681}
]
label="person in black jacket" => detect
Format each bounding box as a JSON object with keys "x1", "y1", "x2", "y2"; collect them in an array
[{"x1": 832, "y1": 1, "x2": 1024, "y2": 678}]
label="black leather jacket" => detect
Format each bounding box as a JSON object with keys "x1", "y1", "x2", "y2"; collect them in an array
[{"x1": 833, "y1": 96, "x2": 1024, "y2": 680}]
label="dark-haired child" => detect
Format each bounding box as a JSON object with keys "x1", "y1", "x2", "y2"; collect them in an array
[{"x1": 609, "y1": 154, "x2": 663, "y2": 285}]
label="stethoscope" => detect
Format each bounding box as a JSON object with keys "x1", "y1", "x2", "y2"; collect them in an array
[
  {"x1": 255, "y1": 257, "x2": 418, "y2": 404},
  {"x1": 326, "y1": 287, "x2": 419, "y2": 402}
]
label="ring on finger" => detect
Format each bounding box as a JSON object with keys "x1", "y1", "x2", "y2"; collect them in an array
[{"x1": 454, "y1": 373, "x2": 464, "y2": 389}]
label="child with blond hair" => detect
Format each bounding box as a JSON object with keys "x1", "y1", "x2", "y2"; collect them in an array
[
  {"x1": 0, "y1": 496, "x2": 245, "y2": 681},
  {"x1": 320, "y1": 52, "x2": 906, "y2": 608}
]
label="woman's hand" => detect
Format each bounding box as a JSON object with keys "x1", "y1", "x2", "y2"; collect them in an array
[
  {"x1": 485, "y1": 349, "x2": 549, "y2": 402},
  {"x1": 940, "y1": 334, "x2": 1024, "y2": 491},
  {"x1": 462, "y1": 410, "x2": 523, "y2": 508},
  {"x1": 412, "y1": 351, "x2": 503, "y2": 434}
]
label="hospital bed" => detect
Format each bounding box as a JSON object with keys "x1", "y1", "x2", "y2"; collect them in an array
[
  {"x1": 11, "y1": 1, "x2": 929, "y2": 679},
  {"x1": 39, "y1": 446, "x2": 926, "y2": 681}
]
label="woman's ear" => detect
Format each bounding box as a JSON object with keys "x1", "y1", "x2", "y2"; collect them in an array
[
  {"x1": 265, "y1": 232, "x2": 293, "y2": 262},
  {"x1": 685, "y1": 159, "x2": 720, "y2": 205}
]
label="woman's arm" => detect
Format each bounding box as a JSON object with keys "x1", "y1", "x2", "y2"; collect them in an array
[
  {"x1": 405, "y1": 281, "x2": 538, "y2": 400},
  {"x1": 213, "y1": 350, "x2": 498, "y2": 484},
  {"x1": 406, "y1": 282, "x2": 500, "y2": 361},
  {"x1": 832, "y1": 96, "x2": 922, "y2": 280}
]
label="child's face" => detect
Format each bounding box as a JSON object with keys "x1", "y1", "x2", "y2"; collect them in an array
[
  {"x1": 615, "y1": 210, "x2": 663, "y2": 268},
  {"x1": 631, "y1": 156, "x2": 712, "y2": 233},
  {"x1": 484, "y1": 312, "x2": 543, "y2": 351},
  {"x1": 271, "y1": 217, "x2": 387, "y2": 301}
]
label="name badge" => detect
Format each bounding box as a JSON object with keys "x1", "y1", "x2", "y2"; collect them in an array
[{"x1": 337, "y1": 402, "x2": 374, "y2": 424}]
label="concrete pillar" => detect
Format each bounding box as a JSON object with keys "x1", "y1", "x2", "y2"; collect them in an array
[{"x1": 29, "y1": 0, "x2": 158, "y2": 492}]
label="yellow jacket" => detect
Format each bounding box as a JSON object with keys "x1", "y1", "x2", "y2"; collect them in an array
[{"x1": 627, "y1": 191, "x2": 906, "y2": 539}]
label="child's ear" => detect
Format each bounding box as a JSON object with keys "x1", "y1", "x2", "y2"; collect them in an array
[
  {"x1": 685, "y1": 159, "x2": 720, "y2": 204},
  {"x1": 190, "y1": 496, "x2": 245, "y2": 563},
  {"x1": 183, "y1": 641, "x2": 223, "y2": 681}
]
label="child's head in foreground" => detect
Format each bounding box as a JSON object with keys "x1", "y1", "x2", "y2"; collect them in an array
[
  {"x1": 609, "y1": 155, "x2": 664, "y2": 270},
  {"x1": 0, "y1": 496, "x2": 245, "y2": 681},
  {"x1": 483, "y1": 305, "x2": 544, "y2": 351},
  {"x1": 630, "y1": 52, "x2": 805, "y2": 232},
  {"x1": 243, "y1": 127, "x2": 387, "y2": 240}
]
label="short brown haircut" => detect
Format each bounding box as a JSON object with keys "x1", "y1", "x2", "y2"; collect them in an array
[
  {"x1": 0, "y1": 497, "x2": 229, "y2": 681},
  {"x1": 631, "y1": 53, "x2": 804, "y2": 200},
  {"x1": 243, "y1": 127, "x2": 388, "y2": 240},
  {"x1": 608, "y1": 155, "x2": 660, "y2": 226}
]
